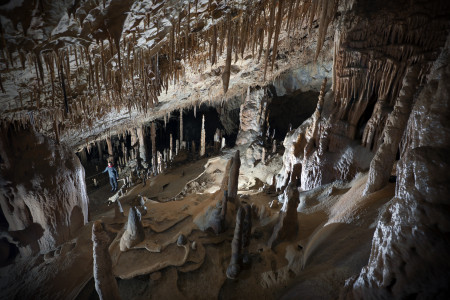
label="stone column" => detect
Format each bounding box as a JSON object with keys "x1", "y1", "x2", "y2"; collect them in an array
[
  {"x1": 200, "y1": 115, "x2": 206, "y2": 157},
  {"x1": 179, "y1": 108, "x2": 183, "y2": 144}
]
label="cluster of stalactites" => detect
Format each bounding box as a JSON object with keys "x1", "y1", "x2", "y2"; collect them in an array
[
  {"x1": 331, "y1": 1, "x2": 448, "y2": 150},
  {"x1": 3, "y1": 0, "x2": 340, "y2": 143}
]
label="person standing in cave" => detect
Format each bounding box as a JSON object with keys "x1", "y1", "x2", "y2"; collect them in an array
[{"x1": 103, "y1": 161, "x2": 119, "y2": 192}]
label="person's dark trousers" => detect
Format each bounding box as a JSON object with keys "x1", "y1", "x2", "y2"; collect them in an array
[{"x1": 109, "y1": 177, "x2": 118, "y2": 191}]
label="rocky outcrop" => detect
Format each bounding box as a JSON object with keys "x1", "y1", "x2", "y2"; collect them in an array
[
  {"x1": 0, "y1": 124, "x2": 89, "y2": 256},
  {"x1": 345, "y1": 48, "x2": 450, "y2": 299}
]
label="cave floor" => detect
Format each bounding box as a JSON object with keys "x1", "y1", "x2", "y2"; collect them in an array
[{"x1": 0, "y1": 155, "x2": 395, "y2": 299}]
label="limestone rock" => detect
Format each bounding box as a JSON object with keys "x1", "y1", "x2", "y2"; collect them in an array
[
  {"x1": 92, "y1": 221, "x2": 120, "y2": 300},
  {"x1": 119, "y1": 207, "x2": 145, "y2": 251},
  {"x1": 0, "y1": 125, "x2": 88, "y2": 256}
]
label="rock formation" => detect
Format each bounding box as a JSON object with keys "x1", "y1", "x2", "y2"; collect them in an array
[
  {"x1": 268, "y1": 183, "x2": 299, "y2": 249},
  {"x1": 92, "y1": 221, "x2": 121, "y2": 300},
  {"x1": 0, "y1": 124, "x2": 88, "y2": 256},
  {"x1": 227, "y1": 150, "x2": 241, "y2": 204},
  {"x1": 119, "y1": 206, "x2": 145, "y2": 252},
  {"x1": 226, "y1": 207, "x2": 245, "y2": 280},
  {"x1": 200, "y1": 115, "x2": 206, "y2": 157},
  {"x1": 344, "y1": 46, "x2": 450, "y2": 299}
]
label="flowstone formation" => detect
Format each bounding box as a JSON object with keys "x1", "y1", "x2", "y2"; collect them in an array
[
  {"x1": 344, "y1": 45, "x2": 450, "y2": 300},
  {"x1": 0, "y1": 123, "x2": 88, "y2": 256}
]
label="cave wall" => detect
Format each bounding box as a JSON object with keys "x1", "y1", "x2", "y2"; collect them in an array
[
  {"x1": 0, "y1": 124, "x2": 89, "y2": 256},
  {"x1": 343, "y1": 41, "x2": 450, "y2": 299}
]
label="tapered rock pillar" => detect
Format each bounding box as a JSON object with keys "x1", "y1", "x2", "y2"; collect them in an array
[
  {"x1": 120, "y1": 207, "x2": 145, "y2": 251},
  {"x1": 227, "y1": 150, "x2": 241, "y2": 203},
  {"x1": 136, "y1": 125, "x2": 147, "y2": 168},
  {"x1": 268, "y1": 183, "x2": 299, "y2": 248},
  {"x1": 169, "y1": 134, "x2": 173, "y2": 161},
  {"x1": 97, "y1": 141, "x2": 103, "y2": 162},
  {"x1": 179, "y1": 108, "x2": 183, "y2": 144},
  {"x1": 79, "y1": 147, "x2": 88, "y2": 165},
  {"x1": 106, "y1": 136, "x2": 113, "y2": 160},
  {"x1": 151, "y1": 122, "x2": 156, "y2": 172},
  {"x1": 226, "y1": 207, "x2": 244, "y2": 279},
  {"x1": 200, "y1": 115, "x2": 206, "y2": 157},
  {"x1": 92, "y1": 221, "x2": 121, "y2": 300}
]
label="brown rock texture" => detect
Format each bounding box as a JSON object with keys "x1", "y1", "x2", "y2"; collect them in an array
[{"x1": 0, "y1": 124, "x2": 88, "y2": 256}]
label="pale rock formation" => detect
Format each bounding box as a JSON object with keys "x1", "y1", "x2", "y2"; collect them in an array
[
  {"x1": 136, "y1": 125, "x2": 147, "y2": 168},
  {"x1": 236, "y1": 87, "x2": 269, "y2": 146},
  {"x1": 119, "y1": 206, "x2": 145, "y2": 252},
  {"x1": 0, "y1": 125, "x2": 88, "y2": 256},
  {"x1": 200, "y1": 115, "x2": 206, "y2": 157},
  {"x1": 92, "y1": 221, "x2": 120, "y2": 300}
]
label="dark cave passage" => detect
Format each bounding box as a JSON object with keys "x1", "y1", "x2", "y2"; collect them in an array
[{"x1": 268, "y1": 89, "x2": 319, "y2": 141}]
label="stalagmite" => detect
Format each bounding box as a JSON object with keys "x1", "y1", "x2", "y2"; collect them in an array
[
  {"x1": 179, "y1": 108, "x2": 183, "y2": 144},
  {"x1": 242, "y1": 204, "x2": 252, "y2": 265},
  {"x1": 97, "y1": 141, "x2": 103, "y2": 162},
  {"x1": 114, "y1": 200, "x2": 124, "y2": 219},
  {"x1": 151, "y1": 123, "x2": 156, "y2": 172},
  {"x1": 176, "y1": 139, "x2": 179, "y2": 156},
  {"x1": 92, "y1": 221, "x2": 121, "y2": 300},
  {"x1": 226, "y1": 207, "x2": 244, "y2": 280},
  {"x1": 221, "y1": 137, "x2": 226, "y2": 149},
  {"x1": 214, "y1": 129, "x2": 220, "y2": 153},
  {"x1": 268, "y1": 183, "x2": 299, "y2": 248},
  {"x1": 200, "y1": 115, "x2": 206, "y2": 157},
  {"x1": 120, "y1": 206, "x2": 145, "y2": 252},
  {"x1": 137, "y1": 125, "x2": 147, "y2": 168},
  {"x1": 227, "y1": 150, "x2": 241, "y2": 204},
  {"x1": 262, "y1": 147, "x2": 266, "y2": 164},
  {"x1": 106, "y1": 136, "x2": 114, "y2": 158},
  {"x1": 272, "y1": 139, "x2": 277, "y2": 153},
  {"x1": 170, "y1": 133, "x2": 173, "y2": 160}
]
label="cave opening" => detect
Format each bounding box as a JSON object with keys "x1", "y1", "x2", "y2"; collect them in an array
[
  {"x1": 267, "y1": 89, "x2": 319, "y2": 141},
  {"x1": 148, "y1": 103, "x2": 238, "y2": 155}
]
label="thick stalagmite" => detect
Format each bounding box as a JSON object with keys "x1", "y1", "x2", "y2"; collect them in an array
[
  {"x1": 200, "y1": 115, "x2": 206, "y2": 157},
  {"x1": 226, "y1": 207, "x2": 244, "y2": 280},
  {"x1": 120, "y1": 206, "x2": 145, "y2": 252},
  {"x1": 136, "y1": 125, "x2": 147, "y2": 168},
  {"x1": 268, "y1": 183, "x2": 299, "y2": 248},
  {"x1": 227, "y1": 150, "x2": 241, "y2": 204},
  {"x1": 92, "y1": 221, "x2": 121, "y2": 300}
]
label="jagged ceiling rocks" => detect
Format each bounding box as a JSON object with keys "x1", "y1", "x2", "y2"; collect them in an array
[{"x1": 0, "y1": 0, "x2": 338, "y2": 149}]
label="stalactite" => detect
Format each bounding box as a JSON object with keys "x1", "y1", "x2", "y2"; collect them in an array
[
  {"x1": 222, "y1": 17, "x2": 233, "y2": 94},
  {"x1": 106, "y1": 136, "x2": 113, "y2": 158},
  {"x1": 263, "y1": 0, "x2": 277, "y2": 81},
  {"x1": 271, "y1": 0, "x2": 284, "y2": 72}
]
